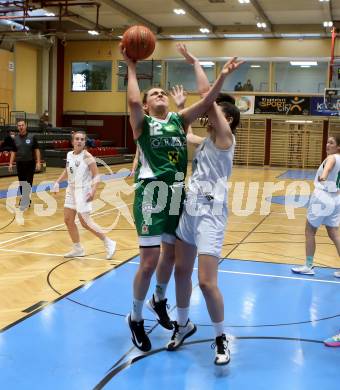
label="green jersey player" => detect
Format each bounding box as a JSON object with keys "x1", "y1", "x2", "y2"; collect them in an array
[{"x1": 120, "y1": 43, "x2": 238, "y2": 352}]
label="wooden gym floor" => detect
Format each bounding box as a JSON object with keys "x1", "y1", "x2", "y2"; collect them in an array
[{"x1": 0, "y1": 163, "x2": 338, "y2": 331}]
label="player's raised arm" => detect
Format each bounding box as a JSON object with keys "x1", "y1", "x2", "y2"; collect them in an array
[
  {"x1": 120, "y1": 44, "x2": 144, "y2": 140},
  {"x1": 179, "y1": 56, "x2": 243, "y2": 129}
]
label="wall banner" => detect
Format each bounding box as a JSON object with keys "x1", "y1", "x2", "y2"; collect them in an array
[
  {"x1": 254, "y1": 96, "x2": 310, "y2": 115},
  {"x1": 310, "y1": 96, "x2": 340, "y2": 116},
  {"x1": 235, "y1": 96, "x2": 255, "y2": 115}
]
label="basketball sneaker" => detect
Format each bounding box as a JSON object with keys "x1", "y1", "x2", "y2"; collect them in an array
[
  {"x1": 166, "y1": 319, "x2": 197, "y2": 351},
  {"x1": 127, "y1": 314, "x2": 151, "y2": 352},
  {"x1": 146, "y1": 295, "x2": 173, "y2": 330},
  {"x1": 105, "y1": 239, "x2": 116, "y2": 260},
  {"x1": 324, "y1": 333, "x2": 340, "y2": 347},
  {"x1": 64, "y1": 245, "x2": 85, "y2": 258},
  {"x1": 291, "y1": 265, "x2": 315, "y2": 275},
  {"x1": 333, "y1": 271, "x2": 340, "y2": 278},
  {"x1": 212, "y1": 334, "x2": 230, "y2": 365}
]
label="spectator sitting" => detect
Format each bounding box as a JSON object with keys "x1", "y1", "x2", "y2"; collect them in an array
[
  {"x1": 86, "y1": 137, "x2": 96, "y2": 148},
  {"x1": 39, "y1": 110, "x2": 52, "y2": 132},
  {"x1": 0, "y1": 130, "x2": 16, "y2": 152},
  {"x1": 234, "y1": 81, "x2": 243, "y2": 91},
  {"x1": 242, "y1": 79, "x2": 254, "y2": 91}
]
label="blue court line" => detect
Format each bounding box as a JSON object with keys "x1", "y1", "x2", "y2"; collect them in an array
[
  {"x1": 0, "y1": 171, "x2": 131, "y2": 200},
  {"x1": 269, "y1": 194, "x2": 310, "y2": 207},
  {"x1": 277, "y1": 170, "x2": 316, "y2": 180}
]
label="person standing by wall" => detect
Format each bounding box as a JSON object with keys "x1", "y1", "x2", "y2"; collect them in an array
[{"x1": 9, "y1": 120, "x2": 41, "y2": 211}]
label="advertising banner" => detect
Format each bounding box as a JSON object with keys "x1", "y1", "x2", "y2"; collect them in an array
[
  {"x1": 254, "y1": 96, "x2": 310, "y2": 115},
  {"x1": 235, "y1": 96, "x2": 255, "y2": 115},
  {"x1": 310, "y1": 96, "x2": 340, "y2": 116}
]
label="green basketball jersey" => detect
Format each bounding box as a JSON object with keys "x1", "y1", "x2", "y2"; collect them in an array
[{"x1": 135, "y1": 112, "x2": 187, "y2": 183}]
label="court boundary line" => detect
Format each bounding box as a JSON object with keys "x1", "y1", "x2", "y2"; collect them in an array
[
  {"x1": 0, "y1": 201, "x2": 133, "y2": 248},
  {"x1": 0, "y1": 253, "x2": 138, "y2": 333},
  {"x1": 92, "y1": 336, "x2": 324, "y2": 389}
]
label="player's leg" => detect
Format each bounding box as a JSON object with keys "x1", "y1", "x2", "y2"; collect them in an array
[
  {"x1": 166, "y1": 238, "x2": 197, "y2": 351},
  {"x1": 127, "y1": 182, "x2": 165, "y2": 351},
  {"x1": 292, "y1": 192, "x2": 321, "y2": 275},
  {"x1": 63, "y1": 206, "x2": 84, "y2": 257},
  {"x1": 148, "y1": 184, "x2": 186, "y2": 328},
  {"x1": 325, "y1": 226, "x2": 340, "y2": 277},
  {"x1": 77, "y1": 212, "x2": 116, "y2": 259},
  {"x1": 198, "y1": 254, "x2": 230, "y2": 365},
  {"x1": 146, "y1": 240, "x2": 175, "y2": 330}
]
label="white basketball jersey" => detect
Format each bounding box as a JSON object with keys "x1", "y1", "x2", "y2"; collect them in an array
[
  {"x1": 66, "y1": 150, "x2": 93, "y2": 187},
  {"x1": 314, "y1": 153, "x2": 340, "y2": 193},
  {"x1": 188, "y1": 135, "x2": 235, "y2": 202}
]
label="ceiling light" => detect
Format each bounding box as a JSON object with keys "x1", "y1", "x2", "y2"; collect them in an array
[
  {"x1": 45, "y1": 12, "x2": 55, "y2": 16},
  {"x1": 199, "y1": 61, "x2": 214, "y2": 67},
  {"x1": 290, "y1": 61, "x2": 317, "y2": 66},
  {"x1": 88, "y1": 30, "x2": 99, "y2": 35},
  {"x1": 251, "y1": 65, "x2": 261, "y2": 68},
  {"x1": 285, "y1": 120, "x2": 313, "y2": 123},
  {"x1": 200, "y1": 28, "x2": 210, "y2": 34},
  {"x1": 223, "y1": 33, "x2": 264, "y2": 38},
  {"x1": 323, "y1": 21, "x2": 333, "y2": 27},
  {"x1": 238, "y1": 0, "x2": 250, "y2": 3},
  {"x1": 173, "y1": 8, "x2": 186, "y2": 15},
  {"x1": 319, "y1": 0, "x2": 330, "y2": 2},
  {"x1": 256, "y1": 22, "x2": 266, "y2": 28},
  {"x1": 300, "y1": 65, "x2": 311, "y2": 68},
  {"x1": 281, "y1": 33, "x2": 321, "y2": 38},
  {"x1": 169, "y1": 34, "x2": 209, "y2": 39}
]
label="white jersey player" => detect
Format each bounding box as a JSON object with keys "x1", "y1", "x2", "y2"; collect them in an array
[
  {"x1": 52, "y1": 131, "x2": 116, "y2": 259},
  {"x1": 292, "y1": 135, "x2": 340, "y2": 276}
]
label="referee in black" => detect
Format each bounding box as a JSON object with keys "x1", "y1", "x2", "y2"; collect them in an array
[{"x1": 9, "y1": 120, "x2": 41, "y2": 211}]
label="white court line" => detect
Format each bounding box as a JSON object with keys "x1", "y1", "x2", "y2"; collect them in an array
[
  {"x1": 128, "y1": 261, "x2": 340, "y2": 284},
  {"x1": 0, "y1": 202, "x2": 133, "y2": 248},
  {"x1": 216, "y1": 269, "x2": 340, "y2": 284},
  {"x1": 0, "y1": 247, "x2": 120, "y2": 262}
]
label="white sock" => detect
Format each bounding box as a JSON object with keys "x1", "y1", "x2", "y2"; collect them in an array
[
  {"x1": 131, "y1": 298, "x2": 144, "y2": 322},
  {"x1": 177, "y1": 307, "x2": 189, "y2": 327},
  {"x1": 212, "y1": 321, "x2": 225, "y2": 337},
  {"x1": 73, "y1": 242, "x2": 82, "y2": 249},
  {"x1": 154, "y1": 283, "x2": 167, "y2": 302}
]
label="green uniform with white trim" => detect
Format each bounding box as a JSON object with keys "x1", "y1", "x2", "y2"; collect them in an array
[{"x1": 133, "y1": 112, "x2": 187, "y2": 245}]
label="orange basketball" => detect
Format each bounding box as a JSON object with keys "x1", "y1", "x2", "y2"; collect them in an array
[{"x1": 122, "y1": 25, "x2": 156, "y2": 61}]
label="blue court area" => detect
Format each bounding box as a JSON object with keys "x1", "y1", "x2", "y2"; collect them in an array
[
  {"x1": 1, "y1": 258, "x2": 340, "y2": 389},
  {"x1": 0, "y1": 170, "x2": 131, "y2": 199},
  {"x1": 278, "y1": 169, "x2": 316, "y2": 180}
]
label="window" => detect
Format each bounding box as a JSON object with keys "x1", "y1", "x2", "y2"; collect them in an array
[
  {"x1": 273, "y1": 62, "x2": 328, "y2": 93},
  {"x1": 167, "y1": 61, "x2": 216, "y2": 91},
  {"x1": 218, "y1": 61, "x2": 270, "y2": 92},
  {"x1": 71, "y1": 61, "x2": 112, "y2": 91},
  {"x1": 118, "y1": 60, "x2": 162, "y2": 91}
]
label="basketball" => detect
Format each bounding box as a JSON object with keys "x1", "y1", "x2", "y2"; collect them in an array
[{"x1": 121, "y1": 25, "x2": 156, "y2": 61}]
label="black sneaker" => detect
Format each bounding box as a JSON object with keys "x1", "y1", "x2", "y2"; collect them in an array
[
  {"x1": 212, "y1": 334, "x2": 230, "y2": 365},
  {"x1": 166, "y1": 320, "x2": 197, "y2": 351},
  {"x1": 127, "y1": 314, "x2": 151, "y2": 352},
  {"x1": 146, "y1": 295, "x2": 173, "y2": 330}
]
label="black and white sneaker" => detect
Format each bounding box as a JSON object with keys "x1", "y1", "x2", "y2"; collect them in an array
[
  {"x1": 166, "y1": 319, "x2": 197, "y2": 351},
  {"x1": 127, "y1": 314, "x2": 151, "y2": 352},
  {"x1": 212, "y1": 334, "x2": 230, "y2": 365},
  {"x1": 146, "y1": 295, "x2": 173, "y2": 330}
]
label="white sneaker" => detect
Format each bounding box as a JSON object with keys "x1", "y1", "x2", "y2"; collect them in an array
[
  {"x1": 166, "y1": 319, "x2": 197, "y2": 351},
  {"x1": 334, "y1": 271, "x2": 340, "y2": 278},
  {"x1": 64, "y1": 246, "x2": 85, "y2": 258},
  {"x1": 213, "y1": 334, "x2": 230, "y2": 366},
  {"x1": 291, "y1": 265, "x2": 315, "y2": 275},
  {"x1": 105, "y1": 239, "x2": 116, "y2": 260}
]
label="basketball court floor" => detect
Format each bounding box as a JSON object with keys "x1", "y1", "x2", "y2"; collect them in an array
[{"x1": 0, "y1": 163, "x2": 339, "y2": 389}]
